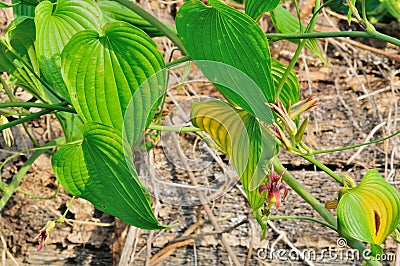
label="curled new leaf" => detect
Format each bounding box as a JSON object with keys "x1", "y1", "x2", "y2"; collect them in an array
[{"x1": 337, "y1": 170, "x2": 400, "y2": 245}]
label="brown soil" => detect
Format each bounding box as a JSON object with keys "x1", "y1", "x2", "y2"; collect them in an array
[{"x1": 1, "y1": 1, "x2": 399, "y2": 266}]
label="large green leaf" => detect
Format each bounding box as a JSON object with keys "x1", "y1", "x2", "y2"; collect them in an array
[
  {"x1": 271, "y1": 58, "x2": 300, "y2": 108},
  {"x1": 35, "y1": 0, "x2": 103, "y2": 101},
  {"x1": 191, "y1": 100, "x2": 275, "y2": 209},
  {"x1": 245, "y1": 0, "x2": 280, "y2": 21},
  {"x1": 97, "y1": 0, "x2": 166, "y2": 37},
  {"x1": 337, "y1": 170, "x2": 400, "y2": 245},
  {"x1": 176, "y1": 0, "x2": 275, "y2": 120},
  {"x1": 0, "y1": 18, "x2": 46, "y2": 101},
  {"x1": 123, "y1": 69, "x2": 166, "y2": 147},
  {"x1": 382, "y1": 0, "x2": 400, "y2": 19},
  {"x1": 52, "y1": 122, "x2": 165, "y2": 230},
  {"x1": 270, "y1": 6, "x2": 327, "y2": 65},
  {"x1": 61, "y1": 21, "x2": 165, "y2": 132}
]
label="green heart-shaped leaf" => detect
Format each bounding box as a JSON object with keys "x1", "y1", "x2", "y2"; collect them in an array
[
  {"x1": 176, "y1": 0, "x2": 275, "y2": 113},
  {"x1": 61, "y1": 21, "x2": 165, "y2": 132},
  {"x1": 337, "y1": 170, "x2": 400, "y2": 245},
  {"x1": 35, "y1": 0, "x2": 103, "y2": 100},
  {"x1": 52, "y1": 122, "x2": 166, "y2": 230}
]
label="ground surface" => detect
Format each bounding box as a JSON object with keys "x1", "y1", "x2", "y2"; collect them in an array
[{"x1": 0, "y1": 0, "x2": 400, "y2": 265}]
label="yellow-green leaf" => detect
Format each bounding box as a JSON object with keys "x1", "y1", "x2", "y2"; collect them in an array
[
  {"x1": 191, "y1": 100, "x2": 276, "y2": 209},
  {"x1": 337, "y1": 170, "x2": 400, "y2": 245}
]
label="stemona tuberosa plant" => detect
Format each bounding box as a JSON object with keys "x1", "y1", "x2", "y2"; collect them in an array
[{"x1": 0, "y1": 0, "x2": 399, "y2": 264}]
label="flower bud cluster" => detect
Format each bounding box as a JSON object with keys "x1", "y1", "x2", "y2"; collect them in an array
[{"x1": 267, "y1": 95, "x2": 318, "y2": 154}]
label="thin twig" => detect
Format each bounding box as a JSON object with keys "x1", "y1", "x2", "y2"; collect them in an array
[
  {"x1": 145, "y1": 231, "x2": 155, "y2": 266},
  {"x1": 347, "y1": 119, "x2": 400, "y2": 164},
  {"x1": 150, "y1": 222, "x2": 201, "y2": 266},
  {"x1": 267, "y1": 221, "x2": 315, "y2": 266},
  {"x1": 0, "y1": 230, "x2": 19, "y2": 266},
  {"x1": 169, "y1": 220, "x2": 248, "y2": 244},
  {"x1": 245, "y1": 214, "x2": 255, "y2": 266},
  {"x1": 165, "y1": 118, "x2": 242, "y2": 265},
  {"x1": 119, "y1": 227, "x2": 140, "y2": 266}
]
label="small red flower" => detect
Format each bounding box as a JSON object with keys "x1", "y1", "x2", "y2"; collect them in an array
[
  {"x1": 259, "y1": 165, "x2": 289, "y2": 210},
  {"x1": 34, "y1": 221, "x2": 56, "y2": 252},
  {"x1": 34, "y1": 228, "x2": 47, "y2": 252}
]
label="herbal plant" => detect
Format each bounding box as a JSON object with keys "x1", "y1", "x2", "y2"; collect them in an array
[{"x1": 0, "y1": 0, "x2": 399, "y2": 264}]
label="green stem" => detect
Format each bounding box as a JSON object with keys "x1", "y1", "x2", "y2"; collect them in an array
[
  {"x1": 275, "y1": 0, "x2": 321, "y2": 98},
  {"x1": 311, "y1": 129, "x2": 400, "y2": 155},
  {"x1": 148, "y1": 124, "x2": 202, "y2": 133},
  {"x1": 0, "y1": 76, "x2": 18, "y2": 102},
  {"x1": 299, "y1": 154, "x2": 343, "y2": 184},
  {"x1": 268, "y1": 215, "x2": 336, "y2": 231},
  {"x1": 0, "y1": 109, "x2": 54, "y2": 131},
  {"x1": 22, "y1": 123, "x2": 40, "y2": 147},
  {"x1": 275, "y1": 41, "x2": 305, "y2": 99},
  {"x1": 112, "y1": 0, "x2": 186, "y2": 54},
  {"x1": 267, "y1": 31, "x2": 400, "y2": 47},
  {"x1": 360, "y1": 0, "x2": 375, "y2": 33},
  {"x1": 16, "y1": 184, "x2": 60, "y2": 200},
  {"x1": 0, "y1": 102, "x2": 75, "y2": 113},
  {"x1": 0, "y1": 144, "x2": 59, "y2": 172},
  {"x1": 165, "y1": 55, "x2": 192, "y2": 68},
  {"x1": 58, "y1": 196, "x2": 75, "y2": 223},
  {"x1": 5, "y1": 44, "x2": 64, "y2": 103},
  {"x1": 0, "y1": 137, "x2": 65, "y2": 211},
  {"x1": 272, "y1": 157, "x2": 381, "y2": 266}
]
